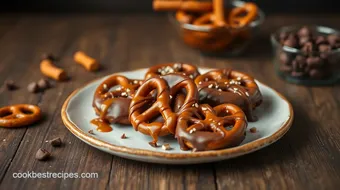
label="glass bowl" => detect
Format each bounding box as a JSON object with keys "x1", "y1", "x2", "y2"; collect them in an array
[
  {"x1": 168, "y1": 0, "x2": 265, "y2": 56},
  {"x1": 271, "y1": 25, "x2": 340, "y2": 85}
]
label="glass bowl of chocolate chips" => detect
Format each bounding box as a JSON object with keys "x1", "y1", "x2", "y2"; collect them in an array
[{"x1": 271, "y1": 25, "x2": 340, "y2": 85}]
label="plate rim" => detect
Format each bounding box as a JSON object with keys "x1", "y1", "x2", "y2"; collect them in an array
[{"x1": 61, "y1": 67, "x2": 294, "y2": 160}]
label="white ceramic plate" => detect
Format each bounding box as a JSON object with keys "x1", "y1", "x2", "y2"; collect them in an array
[{"x1": 61, "y1": 68, "x2": 293, "y2": 164}]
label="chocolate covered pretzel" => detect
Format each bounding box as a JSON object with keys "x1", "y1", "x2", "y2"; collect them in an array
[{"x1": 195, "y1": 69, "x2": 262, "y2": 121}]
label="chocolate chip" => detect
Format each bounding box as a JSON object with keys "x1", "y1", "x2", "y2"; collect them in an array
[
  {"x1": 319, "y1": 44, "x2": 331, "y2": 53},
  {"x1": 27, "y1": 82, "x2": 39, "y2": 93},
  {"x1": 35, "y1": 148, "x2": 51, "y2": 161},
  {"x1": 309, "y1": 69, "x2": 325, "y2": 79},
  {"x1": 149, "y1": 141, "x2": 158, "y2": 148},
  {"x1": 37, "y1": 79, "x2": 50, "y2": 90},
  {"x1": 120, "y1": 133, "x2": 127, "y2": 139},
  {"x1": 250, "y1": 127, "x2": 257, "y2": 133},
  {"x1": 50, "y1": 137, "x2": 62, "y2": 147},
  {"x1": 307, "y1": 56, "x2": 323, "y2": 68},
  {"x1": 315, "y1": 36, "x2": 328, "y2": 45},
  {"x1": 41, "y1": 53, "x2": 58, "y2": 61},
  {"x1": 279, "y1": 52, "x2": 290, "y2": 65},
  {"x1": 4, "y1": 80, "x2": 18, "y2": 91},
  {"x1": 299, "y1": 36, "x2": 312, "y2": 46},
  {"x1": 301, "y1": 42, "x2": 315, "y2": 54},
  {"x1": 327, "y1": 34, "x2": 340, "y2": 46},
  {"x1": 298, "y1": 26, "x2": 312, "y2": 37}
]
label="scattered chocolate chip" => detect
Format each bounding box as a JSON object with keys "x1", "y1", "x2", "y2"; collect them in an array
[
  {"x1": 298, "y1": 26, "x2": 311, "y2": 37},
  {"x1": 50, "y1": 137, "x2": 62, "y2": 147},
  {"x1": 250, "y1": 127, "x2": 257, "y2": 133},
  {"x1": 4, "y1": 80, "x2": 18, "y2": 91},
  {"x1": 120, "y1": 133, "x2": 127, "y2": 139},
  {"x1": 35, "y1": 148, "x2": 51, "y2": 161},
  {"x1": 27, "y1": 82, "x2": 39, "y2": 93},
  {"x1": 88, "y1": 130, "x2": 95, "y2": 134},
  {"x1": 37, "y1": 79, "x2": 50, "y2": 90},
  {"x1": 149, "y1": 141, "x2": 158, "y2": 148},
  {"x1": 41, "y1": 53, "x2": 58, "y2": 61}
]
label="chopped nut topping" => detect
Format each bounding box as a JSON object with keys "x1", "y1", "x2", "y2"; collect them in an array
[
  {"x1": 103, "y1": 84, "x2": 108, "y2": 89},
  {"x1": 208, "y1": 84, "x2": 214, "y2": 88},
  {"x1": 162, "y1": 144, "x2": 171, "y2": 150}
]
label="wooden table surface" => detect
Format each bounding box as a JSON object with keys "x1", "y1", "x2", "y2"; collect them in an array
[{"x1": 0, "y1": 14, "x2": 340, "y2": 190}]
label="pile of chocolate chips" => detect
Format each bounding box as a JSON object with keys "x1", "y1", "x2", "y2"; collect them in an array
[{"x1": 278, "y1": 26, "x2": 340, "y2": 79}]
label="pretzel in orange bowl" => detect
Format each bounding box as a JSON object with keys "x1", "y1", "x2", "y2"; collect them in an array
[{"x1": 176, "y1": 104, "x2": 247, "y2": 151}]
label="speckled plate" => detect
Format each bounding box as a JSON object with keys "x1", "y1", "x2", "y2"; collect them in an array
[{"x1": 61, "y1": 68, "x2": 293, "y2": 164}]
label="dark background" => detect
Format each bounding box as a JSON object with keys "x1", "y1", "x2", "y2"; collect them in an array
[{"x1": 1, "y1": 0, "x2": 340, "y2": 13}]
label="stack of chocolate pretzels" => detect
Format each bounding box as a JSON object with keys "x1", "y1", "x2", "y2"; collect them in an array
[{"x1": 92, "y1": 63, "x2": 262, "y2": 151}]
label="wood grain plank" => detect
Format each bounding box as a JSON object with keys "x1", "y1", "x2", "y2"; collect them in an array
[
  {"x1": 1, "y1": 14, "x2": 340, "y2": 190},
  {"x1": 0, "y1": 15, "x2": 123, "y2": 189}
]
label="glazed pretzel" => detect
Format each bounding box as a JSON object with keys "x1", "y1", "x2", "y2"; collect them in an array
[
  {"x1": 0, "y1": 104, "x2": 42, "y2": 128},
  {"x1": 92, "y1": 75, "x2": 143, "y2": 124},
  {"x1": 129, "y1": 74, "x2": 199, "y2": 143},
  {"x1": 195, "y1": 69, "x2": 262, "y2": 107},
  {"x1": 176, "y1": 104, "x2": 247, "y2": 151},
  {"x1": 228, "y1": 2, "x2": 258, "y2": 28},
  {"x1": 145, "y1": 63, "x2": 200, "y2": 80}
]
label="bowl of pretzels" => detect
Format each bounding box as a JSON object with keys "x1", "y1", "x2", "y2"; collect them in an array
[{"x1": 154, "y1": 0, "x2": 265, "y2": 55}]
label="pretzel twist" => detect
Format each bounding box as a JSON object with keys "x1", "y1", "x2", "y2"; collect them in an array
[
  {"x1": 194, "y1": 69, "x2": 262, "y2": 121},
  {"x1": 0, "y1": 104, "x2": 42, "y2": 128},
  {"x1": 228, "y1": 2, "x2": 258, "y2": 28},
  {"x1": 129, "y1": 74, "x2": 199, "y2": 143},
  {"x1": 93, "y1": 75, "x2": 143, "y2": 124},
  {"x1": 176, "y1": 104, "x2": 247, "y2": 151},
  {"x1": 145, "y1": 63, "x2": 200, "y2": 79}
]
